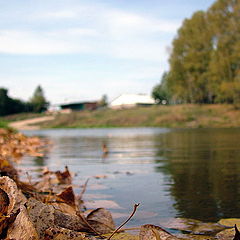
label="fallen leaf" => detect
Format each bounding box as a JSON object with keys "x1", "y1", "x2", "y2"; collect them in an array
[
  {"x1": 51, "y1": 202, "x2": 76, "y2": 215},
  {"x1": 139, "y1": 224, "x2": 179, "y2": 240},
  {"x1": 0, "y1": 159, "x2": 18, "y2": 181},
  {"x1": 26, "y1": 198, "x2": 55, "y2": 239},
  {"x1": 55, "y1": 166, "x2": 72, "y2": 184},
  {"x1": 216, "y1": 219, "x2": 240, "y2": 240},
  {"x1": 53, "y1": 209, "x2": 88, "y2": 232},
  {"x1": 87, "y1": 208, "x2": 115, "y2": 234},
  {"x1": 0, "y1": 176, "x2": 26, "y2": 215},
  {"x1": 161, "y1": 217, "x2": 227, "y2": 235},
  {"x1": 44, "y1": 226, "x2": 88, "y2": 240},
  {"x1": 233, "y1": 224, "x2": 240, "y2": 240},
  {"x1": 7, "y1": 205, "x2": 39, "y2": 240},
  {"x1": 0, "y1": 188, "x2": 9, "y2": 215},
  {"x1": 56, "y1": 186, "x2": 76, "y2": 207},
  {"x1": 103, "y1": 232, "x2": 138, "y2": 240}
]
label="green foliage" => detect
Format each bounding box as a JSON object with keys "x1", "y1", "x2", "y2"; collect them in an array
[
  {"x1": 162, "y1": 0, "x2": 240, "y2": 104},
  {"x1": 0, "y1": 120, "x2": 9, "y2": 128},
  {"x1": 152, "y1": 72, "x2": 171, "y2": 103},
  {"x1": 0, "y1": 88, "x2": 32, "y2": 116},
  {"x1": 99, "y1": 94, "x2": 108, "y2": 107},
  {"x1": 30, "y1": 85, "x2": 49, "y2": 113}
]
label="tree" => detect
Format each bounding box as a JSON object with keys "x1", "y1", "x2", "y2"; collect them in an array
[
  {"x1": 167, "y1": 11, "x2": 213, "y2": 103},
  {"x1": 160, "y1": 0, "x2": 240, "y2": 104},
  {"x1": 99, "y1": 94, "x2": 108, "y2": 107},
  {"x1": 30, "y1": 85, "x2": 49, "y2": 113},
  {"x1": 0, "y1": 88, "x2": 11, "y2": 116},
  {"x1": 0, "y1": 88, "x2": 31, "y2": 116},
  {"x1": 152, "y1": 72, "x2": 171, "y2": 104}
]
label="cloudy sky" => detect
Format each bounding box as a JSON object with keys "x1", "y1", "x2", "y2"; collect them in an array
[{"x1": 0, "y1": 0, "x2": 215, "y2": 104}]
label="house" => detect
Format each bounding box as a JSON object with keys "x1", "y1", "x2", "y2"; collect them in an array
[
  {"x1": 60, "y1": 101, "x2": 98, "y2": 112},
  {"x1": 109, "y1": 94, "x2": 155, "y2": 109}
]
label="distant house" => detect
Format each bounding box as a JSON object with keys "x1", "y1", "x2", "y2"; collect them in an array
[
  {"x1": 109, "y1": 94, "x2": 155, "y2": 109},
  {"x1": 60, "y1": 101, "x2": 98, "y2": 112}
]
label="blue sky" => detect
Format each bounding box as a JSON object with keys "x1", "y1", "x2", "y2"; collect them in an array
[{"x1": 0, "y1": 0, "x2": 215, "y2": 104}]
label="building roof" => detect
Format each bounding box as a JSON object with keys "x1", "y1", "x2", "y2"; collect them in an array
[
  {"x1": 60, "y1": 101, "x2": 97, "y2": 108},
  {"x1": 110, "y1": 94, "x2": 155, "y2": 107}
]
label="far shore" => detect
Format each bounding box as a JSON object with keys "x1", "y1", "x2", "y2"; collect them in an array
[{"x1": 3, "y1": 104, "x2": 240, "y2": 130}]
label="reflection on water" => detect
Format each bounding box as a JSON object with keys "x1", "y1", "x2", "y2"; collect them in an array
[
  {"x1": 154, "y1": 128, "x2": 240, "y2": 221},
  {"x1": 22, "y1": 128, "x2": 240, "y2": 225}
]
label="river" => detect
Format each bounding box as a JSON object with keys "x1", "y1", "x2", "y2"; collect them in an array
[{"x1": 21, "y1": 127, "x2": 240, "y2": 227}]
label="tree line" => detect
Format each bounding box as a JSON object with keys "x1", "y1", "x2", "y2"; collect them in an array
[
  {"x1": 0, "y1": 85, "x2": 49, "y2": 116},
  {"x1": 152, "y1": 0, "x2": 240, "y2": 104}
]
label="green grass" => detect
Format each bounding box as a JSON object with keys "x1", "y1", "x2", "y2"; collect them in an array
[
  {"x1": 2, "y1": 112, "x2": 46, "y2": 122},
  {"x1": 0, "y1": 119, "x2": 10, "y2": 129},
  {"x1": 38, "y1": 104, "x2": 240, "y2": 129}
]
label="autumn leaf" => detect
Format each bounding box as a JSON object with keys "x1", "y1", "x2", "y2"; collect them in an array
[
  {"x1": 87, "y1": 208, "x2": 116, "y2": 234},
  {"x1": 233, "y1": 225, "x2": 240, "y2": 240},
  {"x1": 44, "y1": 226, "x2": 88, "y2": 240},
  {"x1": 139, "y1": 224, "x2": 179, "y2": 240},
  {"x1": 53, "y1": 209, "x2": 89, "y2": 232},
  {"x1": 55, "y1": 166, "x2": 72, "y2": 184},
  {"x1": 56, "y1": 186, "x2": 76, "y2": 207},
  {"x1": 7, "y1": 205, "x2": 39, "y2": 240}
]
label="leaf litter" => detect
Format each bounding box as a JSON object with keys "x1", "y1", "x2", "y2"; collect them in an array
[{"x1": 0, "y1": 128, "x2": 239, "y2": 239}]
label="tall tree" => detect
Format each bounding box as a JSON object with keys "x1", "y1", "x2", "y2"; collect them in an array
[
  {"x1": 0, "y1": 88, "x2": 31, "y2": 116},
  {"x1": 30, "y1": 85, "x2": 49, "y2": 113},
  {"x1": 167, "y1": 11, "x2": 213, "y2": 103},
  {"x1": 160, "y1": 0, "x2": 240, "y2": 104},
  {"x1": 0, "y1": 88, "x2": 11, "y2": 116}
]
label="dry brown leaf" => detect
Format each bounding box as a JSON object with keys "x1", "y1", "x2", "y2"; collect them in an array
[
  {"x1": 50, "y1": 202, "x2": 76, "y2": 215},
  {"x1": 53, "y1": 209, "x2": 89, "y2": 232},
  {"x1": 87, "y1": 208, "x2": 115, "y2": 234},
  {"x1": 7, "y1": 205, "x2": 39, "y2": 240},
  {"x1": 0, "y1": 176, "x2": 26, "y2": 215},
  {"x1": 0, "y1": 159, "x2": 18, "y2": 181},
  {"x1": 0, "y1": 188, "x2": 9, "y2": 215},
  {"x1": 55, "y1": 166, "x2": 72, "y2": 184},
  {"x1": 161, "y1": 218, "x2": 228, "y2": 235},
  {"x1": 34, "y1": 174, "x2": 57, "y2": 191},
  {"x1": 56, "y1": 186, "x2": 76, "y2": 207},
  {"x1": 44, "y1": 226, "x2": 90, "y2": 240},
  {"x1": 139, "y1": 224, "x2": 179, "y2": 240},
  {"x1": 26, "y1": 198, "x2": 55, "y2": 239}
]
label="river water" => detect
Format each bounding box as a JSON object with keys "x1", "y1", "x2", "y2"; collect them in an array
[{"x1": 21, "y1": 127, "x2": 240, "y2": 227}]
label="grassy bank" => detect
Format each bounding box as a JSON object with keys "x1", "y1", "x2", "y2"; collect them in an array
[
  {"x1": 0, "y1": 119, "x2": 10, "y2": 129},
  {"x1": 38, "y1": 104, "x2": 240, "y2": 128},
  {"x1": 3, "y1": 112, "x2": 46, "y2": 122}
]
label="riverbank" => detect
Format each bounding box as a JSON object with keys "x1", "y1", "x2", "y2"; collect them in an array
[{"x1": 37, "y1": 104, "x2": 240, "y2": 128}]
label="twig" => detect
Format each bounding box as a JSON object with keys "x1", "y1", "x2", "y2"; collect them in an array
[
  {"x1": 116, "y1": 227, "x2": 140, "y2": 232},
  {"x1": 26, "y1": 171, "x2": 32, "y2": 185},
  {"x1": 76, "y1": 211, "x2": 104, "y2": 239},
  {"x1": 79, "y1": 178, "x2": 89, "y2": 200},
  {"x1": 107, "y1": 203, "x2": 140, "y2": 240}
]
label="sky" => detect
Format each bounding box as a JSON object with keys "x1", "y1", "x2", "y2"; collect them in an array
[{"x1": 0, "y1": 0, "x2": 216, "y2": 104}]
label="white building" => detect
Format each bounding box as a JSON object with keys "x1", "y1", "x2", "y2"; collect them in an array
[{"x1": 109, "y1": 94, "x2": 155, "y2": 109}]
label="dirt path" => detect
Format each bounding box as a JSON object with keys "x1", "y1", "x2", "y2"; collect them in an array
[{"x1": 9, "y1": 116, "x2": 55, "y2": 130}]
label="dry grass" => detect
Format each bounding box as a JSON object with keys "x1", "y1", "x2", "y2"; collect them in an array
[{"x1": 37, "y1": 104, "x2": 240, "y2": 129}]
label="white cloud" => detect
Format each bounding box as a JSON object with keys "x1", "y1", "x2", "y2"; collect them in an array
[
  {"x1": 0, "y1": 4, "x2": 179, "y2": 60},
  {"x1": 0, "y1": 30, "x2": 94, "y2": 54},
  {"x1": 106, "y1": 10, "x2": 180, "y2": 36},
  {"x1": 43, "y1": 10, "x2": 78, "y2": 19}
]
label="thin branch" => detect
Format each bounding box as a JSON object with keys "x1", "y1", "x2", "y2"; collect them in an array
[
  {"x1": 79, "y1": 178, "x2": 89, "y2": 200},
  {"x1": 107, "y1": 203, "x2": 140, "y2": 240}
]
